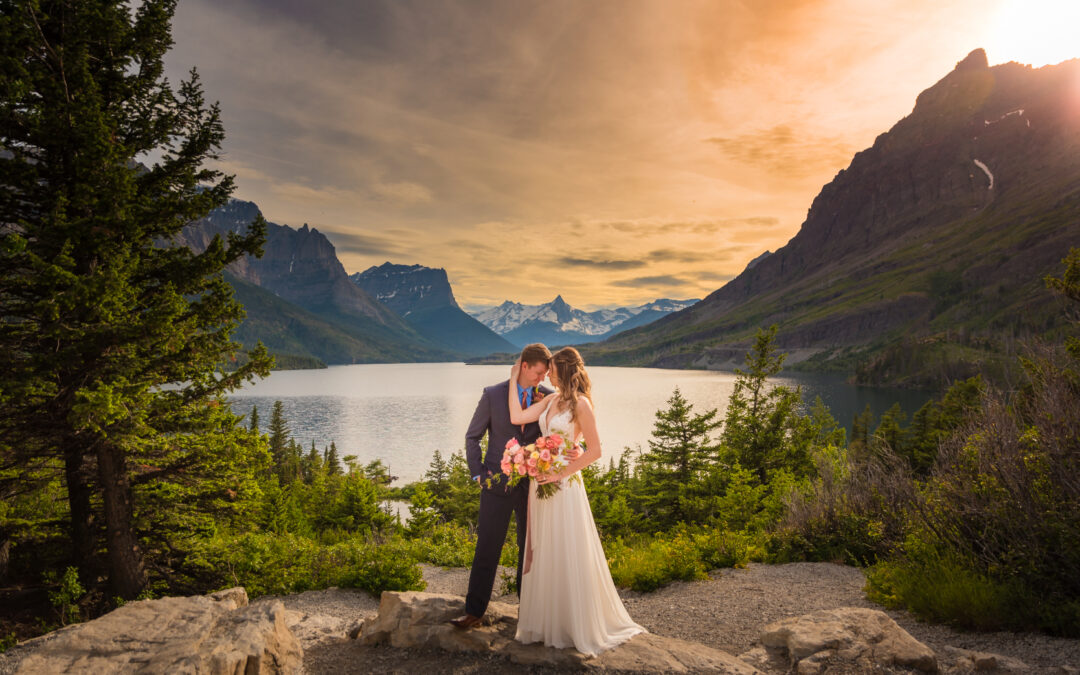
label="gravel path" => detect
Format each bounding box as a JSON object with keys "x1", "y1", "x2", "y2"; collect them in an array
[{"x1": 265, "y1": 562, "x2": 1080, "y2": 673}]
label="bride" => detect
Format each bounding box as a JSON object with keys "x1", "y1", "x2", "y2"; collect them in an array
[{"x1": 508, "y1": 346, "x2": 645, "y2": 656}]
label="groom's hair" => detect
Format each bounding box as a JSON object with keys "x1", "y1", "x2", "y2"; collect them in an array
[{"x1": 520, "y1": 343, "x2": 552, "y2": 367}]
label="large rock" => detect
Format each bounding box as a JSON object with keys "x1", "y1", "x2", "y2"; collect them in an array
[
  {"x1": 9, "y1": 587, "x2": 302, "y2": 674},
  {"x1": 757, "y1": 607, "x2": 937, "y2": 673},
  {"x1": 358, "y1": 591, "x2": 762, "y2": 673},
  {"x1": 940, "y1": 646, "x2": 1031, "y2": 673}
]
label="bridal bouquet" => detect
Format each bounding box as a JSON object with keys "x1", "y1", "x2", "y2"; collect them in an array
[{"x1": 501, "y1": 434, "x2": 579, "y2": 499}]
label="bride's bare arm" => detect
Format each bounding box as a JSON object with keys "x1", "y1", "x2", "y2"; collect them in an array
[
  {"x1": 542, "y1": 396, "x2": 601, "y2": 481},
  {"x1": 508, "y1": 360, "x2": 552, "y2": 425}
]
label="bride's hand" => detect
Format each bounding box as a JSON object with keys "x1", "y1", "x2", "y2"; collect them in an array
[
  {"x1": 536, "y1": 472, "x2": 561, "y2": 485},
  {"x1": 510, "y1": 358, "x2": 521, "y2": 380}
]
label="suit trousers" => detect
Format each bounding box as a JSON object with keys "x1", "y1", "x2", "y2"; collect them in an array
[{"x1": 464, "y1": 479, "x2": 528, "y2": 617}]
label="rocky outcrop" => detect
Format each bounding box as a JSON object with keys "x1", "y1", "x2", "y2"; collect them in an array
[
  {"x1": 350, "y1": 263, "x2": 517, "y2": 357},
  {"x1": 744, "y1": 607, "x2": 938, "y2": 673},
  {"x1": 350, "y1": 263, "x2": 459, "y2": 316},
  {"x1": 173, "y1": 199, "x2": 458, "y2": 362},
  {"x1": 357, "y1": 591, "x2": 761, "y2": 673},
  {"x1": 5, "y1": 588, "x2": 301, "y2": 675}
]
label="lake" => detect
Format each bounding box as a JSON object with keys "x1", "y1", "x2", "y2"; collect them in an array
[{"x1": 229, "y1": 362, "x2": 934, "y2": 484}]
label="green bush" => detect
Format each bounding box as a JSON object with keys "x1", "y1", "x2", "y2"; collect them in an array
[
  {"x1": 409, "y1": 522, "x2": 476, "y2": 568},
  {"x1": 333, "y1": 538, "x2": 425, "y2": 594},
  {"x1": 187, "y1": 531, "x2": 425, "y2": 597},
  {"x1": 605, "y1": 532, "x2": 708, "y2": 592},
  {"x1": 867, "y1": 542, "x2": 1020, "y2": 632},
  {"x1": 692, "y1": 529, "x2": 762, "y2": 569},
  {"x1": 767, "y1": 513, "x2": 886, "y2": 566}
]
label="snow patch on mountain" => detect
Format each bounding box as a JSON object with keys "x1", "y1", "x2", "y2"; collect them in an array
[{"x1": 472, "y1": 296, "x2": 699, "y2": 339}]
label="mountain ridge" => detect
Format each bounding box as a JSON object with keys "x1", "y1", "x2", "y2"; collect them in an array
[
  {"x1": 580, "y1": 50, "x2": 1080, "y2": 388},
  {"x1": 176, "y1": 201, "x2": 460, "y2": 364},
  {"x1": 350, "y1": 262, "x2": 517, "y2": 357},
  {"x1": 472, "y1": 296, "x2": 700, "y2": 348}
]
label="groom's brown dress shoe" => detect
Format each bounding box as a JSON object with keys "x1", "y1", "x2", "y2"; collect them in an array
[{"x1": 450, "y1": 614, "x2": 483, "y2": 629}]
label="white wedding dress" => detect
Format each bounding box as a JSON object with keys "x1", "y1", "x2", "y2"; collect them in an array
[{"x1": 515, "y1": 404, "x2": 646, "y2": 655}]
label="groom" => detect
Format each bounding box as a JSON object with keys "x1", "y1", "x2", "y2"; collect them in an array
[{"x1": 451, "y1": 343, "x2": 554, "y2": 629}]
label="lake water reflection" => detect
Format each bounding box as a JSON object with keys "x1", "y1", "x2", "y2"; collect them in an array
[{"x1": 230, "y1": 362, "x2": 933, "y2": 484}]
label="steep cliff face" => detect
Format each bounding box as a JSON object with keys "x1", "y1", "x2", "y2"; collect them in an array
[
  {"x1": 176, "y1": 201, "x2": 458, "y2": 363},
  {"x1": 585, "y1": 51, "x2": 1080, "y2": 385},
  {"x1": 350, "y1": 263, "x2": 516, "y2": 357},
  {"x1": 350, "y1": 263, "x2": 458, "y2": 316}
]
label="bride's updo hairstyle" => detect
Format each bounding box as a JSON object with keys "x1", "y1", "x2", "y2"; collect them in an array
[{"x1": 551, "y1": 347, "x2": 592, "y2": 426}]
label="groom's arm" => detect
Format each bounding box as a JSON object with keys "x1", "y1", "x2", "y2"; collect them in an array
[{"x1": 464, "y1": 387, "x2": 491, "y2": 481}]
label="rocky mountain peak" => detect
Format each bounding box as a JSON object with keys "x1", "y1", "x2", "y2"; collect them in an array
[
  {"x1": 350, "y1": 262, "x2": 458, "y2": 315},
  {"x1": 955, "y1": 48, "x2": 989, "y2": 72}
]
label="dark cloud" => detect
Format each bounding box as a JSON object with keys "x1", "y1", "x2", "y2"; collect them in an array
[
  {"x1": 597, "y1": 218, "x2": 781, "y2": 235},
  {"x1": 612, "y1": 275, "x2": 688, "y2": 288},
  {"x1": 647, "y1": 248, "x2": 739, "y2": 263},
  {"x1": 322, "y1": 230, "x2": 405, "y2": 257},
  {"x1": 705, "y1": 125, "x2": 855, "y2": 178},
  {"x1": 559, "y1": 256, "x2": 646, "y2": 270},
  {"x1": 698, "y1": 271, "x2": 737, "y2": 282}
]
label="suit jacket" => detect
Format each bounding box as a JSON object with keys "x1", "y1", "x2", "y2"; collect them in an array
[{"x1": 465, "y1": 379, "x2": 555, "y2": 486}]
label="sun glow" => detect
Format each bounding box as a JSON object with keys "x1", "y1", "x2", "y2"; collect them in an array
[{"x1": 985, "y1": 0, "x2": 1080, "y2": 67}]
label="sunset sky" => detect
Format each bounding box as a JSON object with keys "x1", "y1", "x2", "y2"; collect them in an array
[{"x1": 164, "y1": 0, "x2": 1080, "y2": 310}]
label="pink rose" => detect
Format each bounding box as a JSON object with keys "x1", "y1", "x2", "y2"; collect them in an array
[
  {"x1": 514, "y1": 451, "x2": 525, "y2": 464},
  {"x1": 505, "y1": 439, "x2": 518, "y2": 450},
  {"x1": 527, "y1": 456, "x2": 537, "y2": 468},
  {"x1": 501, "y1": 460, "x2": 512, "y2": 474},
  {"x1": 539, "y1": 449, "x2": 551, "y2": 462},
  {"x1": 527, "y1": 466, "x2": 539, "y2": 477},
  {"x1": 516, "y1": 464, "x2": 526, "y2": 475},
  {"x1": 548, "y1": 433, "x2": 563, "y2": 447}
]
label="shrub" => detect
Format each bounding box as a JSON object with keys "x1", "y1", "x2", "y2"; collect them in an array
[
  {"x1": 692, "y1": 529, "x2": 762, "y2": 569},
  {"x1": 333, "y1": 538, "x2": 425, "y2": 594},
  {"x1": 410, "y1": 522, "x2": 476, "y2": 568},
  {"x1": 187, "y1": 531, "x2": 425, "y2": 597},
  {"x1": 606, "y1": 532, "x2": 707, "y2": 592}
]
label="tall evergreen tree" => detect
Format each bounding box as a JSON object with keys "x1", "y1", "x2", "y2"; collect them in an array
[
  {"x1": 635, "y1": 387, "x2": 721, "y2": 528},
  {"x1": 0, "y1": 0, "x2": 271, "y2": 597},
  {"x1": 324, "y1": 441, "x2": 341, "y2": 477},
  {"x1": 249, "y1": 405, "x2": 260, "y2": 433},
  {"x1": 720, "y1": 325, "x2": 812, "y2": 482},
  {"x1": 267, "y1": 401, "x2": 289, "y2": 470}
]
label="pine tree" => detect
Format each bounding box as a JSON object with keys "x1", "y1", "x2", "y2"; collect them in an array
[
  {"x1": 424, "y1": 449, "x2": 449, "y2": 498},
  {"x1": 873, "y1": 403, "x2": 907, "y2": 456},
  {"x1": 324, "y1": 441, "x2": 341, "y2": 476},
  {"x1": 0, "y1": 0, "x2": 271, "y2": 597},
  {"x1": 635, "y1": 388, "x2": 721, "y2": 528},
  {"x1": 249, "y1": 405, "x2": 260, "y2": 433},
  {"x1": 720, "y1": 325, "x2": 812, "y2": 482},
  {"x1": 268, "y1": 401, "x2": 290, "y2": 471},
  {"x1": 849, "y1": 405, "x2": 875, "y2": 461}
]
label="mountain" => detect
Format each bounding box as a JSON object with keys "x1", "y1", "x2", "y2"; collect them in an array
[
  {"x1": 581, "y1": 50, "x2": 1080, "y2": 389},
  {"x1": 472, "y1": 296, "x2": 700, "y2": 348},
  {"x1": 349, "y1": 263, "x2": 517, "y2": 357},
  {"x1": 176, "y1": 200, "x2": 459, "y2": 364}
]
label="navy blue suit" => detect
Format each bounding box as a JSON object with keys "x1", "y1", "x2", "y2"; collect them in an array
[{"x1": 463, "y1": 379, "x2": 553, "y2": 617}]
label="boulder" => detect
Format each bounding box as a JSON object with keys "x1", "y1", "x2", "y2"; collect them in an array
[
  {"x1": 9, "y1": 588, "x2": 301, "y2": 674},
  {"x1": 759, "y1": 607, "x2": 937, "y2": 673},
  {"x1": 940, "y1": 646, "x2": 1031, "y2": 673},
  {"x1": 281, "y1": 609, "x2": 355, "y2": 649},
  {"x1": 358, "y1": 591, "x2": 762, "y2": 673}
]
